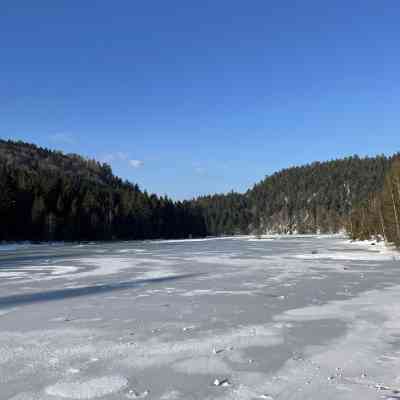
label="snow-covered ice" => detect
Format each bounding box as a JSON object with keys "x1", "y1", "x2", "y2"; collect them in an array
[
  {"x1": 45, "y1": 376, "x2": 128, "y2": 399},
  {"x1": 1, "y1": 235, "x2": 400, "y2": 399}
]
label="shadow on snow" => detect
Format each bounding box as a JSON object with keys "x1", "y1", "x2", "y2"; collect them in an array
[{"x1": 0, "y1": 272, "x2": 204, "y2": 308}]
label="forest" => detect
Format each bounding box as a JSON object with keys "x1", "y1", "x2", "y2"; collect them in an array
[
  {"x1": 0, "y1": 139, "x2": 398, "y2": 245},
  {"x1": 193, "y1": 155, "x2": 394, "y2": 237},
  {"x1": 348, "y1": 159, "x2": 400, "y2": 247},
  {"x1": 0, "y1": 140, "x2": 206, "y2": 241}
]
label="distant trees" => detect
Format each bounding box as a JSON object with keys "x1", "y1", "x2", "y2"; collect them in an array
[
  {"x1": 247, "y1": 156, "x2": 391, "y2": 234},
  {"x1": 192, "y1": 192, "x2": 251, "y2": 236},
  {"x1": 193, "y1": 155, "x2": 393, "y2": 237},
  {"x1": 348, "y1": 158, "x2": 400, "y2": 247},
  {"x1": 1, "y1": 139, "x2": 398, "y2": 243},
  {"x1": 0, "y1": 140, "x2": 207, "y2": 242}
]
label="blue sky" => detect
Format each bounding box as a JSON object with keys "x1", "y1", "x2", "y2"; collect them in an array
[{"x1": 1, "y1": 2, "x2": 400, "y2": 199}]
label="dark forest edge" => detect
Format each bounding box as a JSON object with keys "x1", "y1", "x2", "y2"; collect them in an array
[
  {"x1": 348, "y1": 159, "x2": 400, "y2": 247},
  {"x1": 0, "y1": 139, "x2": 399, "y2": 247},
  {"x1": 0, "y1": 140, "x2": 207, "y2": 241}
]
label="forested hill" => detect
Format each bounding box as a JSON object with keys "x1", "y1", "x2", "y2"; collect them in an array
[
  {"x1": 0, "y1": 140, "x2": 207, "y2": 241},
  {"x1": 0, "y1": 139, "x2": 398, "y2": 242},
  {"x1": 193, "y1": 155, "x2": 396, "y2": 236},
  {"x1": 248, "y1": 156, "x2": 393, "y2": 234},
  {"x1": 349, "y1": 159, "x2": 400, "y2": 247}
]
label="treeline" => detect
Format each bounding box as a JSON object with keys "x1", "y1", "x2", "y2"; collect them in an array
[
  {"x1": 0, "y1": 140, "x2": 206, "y2": 241},
  {"x1": 348, "y1": 158, "x2": 400, "y2": 247},
  {"x1": 1, "y1": 139, "x2": 399, "y2": 244},
  {"x1": 192, "y1": 155, "x2": 393, "y2": 236},
  {"x1": 193, "y1": 192, "x2": 251, "y2": 236},
  {"x1": 248, "y1": 155, "x2": 392, "y2": 234}
]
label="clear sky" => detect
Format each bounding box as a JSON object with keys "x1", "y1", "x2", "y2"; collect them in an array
[{"x1": 1, "y1": 2, "x2": 400, "y2": 199}]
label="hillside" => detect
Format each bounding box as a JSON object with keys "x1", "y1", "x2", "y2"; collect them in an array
[
  {"x1": 193, "y1": 155, "x2": 395, "y2": 236},
  {"x1": 0, "y1": 139, "x2": 398, "y2": 241},
  {"x1": 248, "y1": 155, "x2": 394, "y2": 234},
  {"x1": 0, "y1": 140, "x2": 206, "y2": 241},
  {"x1": 0, "y1": 140, "x2": 115, "y2": 186},
  {"x1": 349, "y1": 158, "x2": 400, "y2": 246}
]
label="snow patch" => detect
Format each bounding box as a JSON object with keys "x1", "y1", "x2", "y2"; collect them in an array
[
  {"x1": 173, "y1": 356, "x2": 230, "y2": 375},
  {"x1": 45, "y1": 375, "x2": 128, "y2": 399},
  {"x1": 0, "y1": 308, "x2": 16, "y2": 317},
  {"x1": 160, "y1": 390, "x2": 181, "y2": 399},
  {"x1": 293, "y1": 252, "x2": 398, "y2": 261}
]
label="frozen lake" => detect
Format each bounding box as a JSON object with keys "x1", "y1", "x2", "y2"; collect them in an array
[{"x1": 1, "y1": 235, "x2": 400, "y2": 399}]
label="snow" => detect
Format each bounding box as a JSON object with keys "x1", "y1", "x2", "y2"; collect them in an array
[
  {"x1": 148, "y1": 237, "x2": 228, "y2": 244},
  {"x1": 0, "y1": 245, "x2": 20, "y2": 251},
  {"x1": 0, "y1": 308, "x2": 16, "y2": 317},
  {"x1": 160, "y1": 390, "x2": 181, "y2": 399},
  {"x1": 0, "y1": 243, "x2": 33, "y2": 251},
  {"x1": 1, "y1": 235, "x2": 400, "y2": 399},
  {"x1": 45, "y1": 376, "x2": 128, "y2": 398},
  {"x1": 247, "y1": 238, "x2": 275, "y2": 242},
  {"x1": 4, "y1": 265, "x2": 80, "y2": 280},
  {"x1": 253, "y1": 284, "x2": 400, "y2": 399},
  {"x1": 174, "y1": 357, "x2": 230, "y2": 375},
  {"x1": 293, "y1": 251, "x2": 398, "y2": 261},
  {"x1": 0, "y1": 256, "x2": 178, "y2": 282}
]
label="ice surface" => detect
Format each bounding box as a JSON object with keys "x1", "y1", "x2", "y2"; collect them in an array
[
  {"x1": 1, "y1": 235, "x2": 400, "y2": 399},
  {"x1": 45, "y1": 376, "x2": 128, "y2": 398}
]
